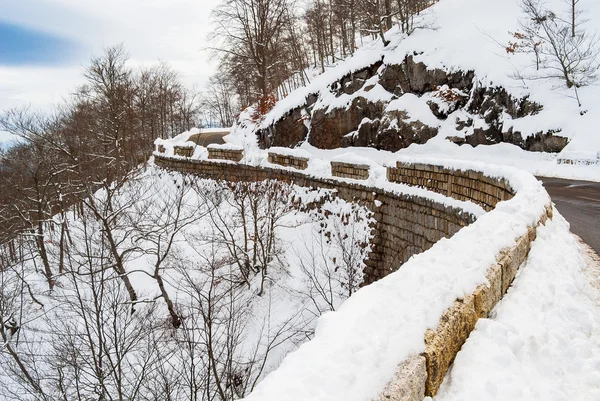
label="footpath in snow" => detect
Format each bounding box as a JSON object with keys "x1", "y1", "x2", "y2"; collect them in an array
[{"x1": 434, "y1": 212, "x2": 600, "y2": 401}]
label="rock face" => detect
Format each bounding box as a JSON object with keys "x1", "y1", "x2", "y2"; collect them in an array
[
  {"x1": 255, "y1": 56, "x2": 568, "y2": 153},
  {"x1": 310, "y1": 97, "x2": 386, "y2": 149},
  {"x1": 258, "y1": 107, "x2": 308, "y2": 149}
]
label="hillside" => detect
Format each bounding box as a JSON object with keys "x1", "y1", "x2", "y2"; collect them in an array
[
  {"x1": 228, "y1": 0, "x2": 600, "y2": 181},
  {"x1": 0, "y1": 166, "x2": 374, "y2": 399}
]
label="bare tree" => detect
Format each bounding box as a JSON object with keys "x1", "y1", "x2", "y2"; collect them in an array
[
  {"x1": 211, "y1": 0, "x2": 292, "y2": 112},
  {"x1": 516, "y1": 0, "x2": 599, "y2": 104}
]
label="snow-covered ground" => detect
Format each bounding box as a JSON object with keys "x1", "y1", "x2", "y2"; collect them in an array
[
  {"x1": 434, "y1": 212, "x2": 600, "y2": 401},
  {"x1": 0, "y1": 166, "x2": 375, "y2": 399}
]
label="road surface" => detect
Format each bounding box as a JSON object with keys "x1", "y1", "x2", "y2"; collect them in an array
[
  {"x1": 539, "y1": 177, "x2": 600, "y2": 256},
  {"x1": 188, "y1": 131, "x2": 228, "y2": 146}
]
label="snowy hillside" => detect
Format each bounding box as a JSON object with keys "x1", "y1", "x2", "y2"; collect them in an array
[
  {"x1": 227, "y1": 0, "x2": 600, "y2": 181},
  {"x1": 0, "y1": 165, "x2": 373, "y2": 400}
]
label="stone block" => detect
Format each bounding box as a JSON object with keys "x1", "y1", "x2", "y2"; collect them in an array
[
  {"x1": 376, "y1": 355, "x2": 427, "y2": 401},
  {"x1": 423, "y1": 296, "x2": 479, "y2": 397},
  {"x1": 497, "y1": 227, "x2": 535, "y2": 294},
  {"x1": 472, "y1": 263, "x2": 502, "y2": 318},
  {"x1": 174, "y1": 145, "x2": 195, "y2": 157},
  {"x1": 208, "y1": 148, "x2": 244, "y2": 162}
]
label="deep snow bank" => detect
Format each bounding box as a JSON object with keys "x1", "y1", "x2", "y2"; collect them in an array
[{"x1": 435, "y1": 213, "x2": 600, "y2": 401}]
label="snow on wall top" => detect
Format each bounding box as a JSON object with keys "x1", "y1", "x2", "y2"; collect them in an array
[{"x1": 238, "y1": 157, "x2": 550, "y2": 401}]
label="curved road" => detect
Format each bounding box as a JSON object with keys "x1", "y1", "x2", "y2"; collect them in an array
[{"x1": 538, "y1": 177, "x2": 600, "y2": 255}]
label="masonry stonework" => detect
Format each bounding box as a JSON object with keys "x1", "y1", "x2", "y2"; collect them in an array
[
  {"x1": 331, "y1": 161, "x2": 370, "y2": 180},
  {"x1": 208, "y1": 148, "x2": 244, "y2": 162},
  {"x1": 267, "y1": 152, "x2": 309, "y2": 170},
  {"x1": 154, "y1": 155, "x2": 474, "y2": 285},
  {"x1": 153, "y1": 152, "x2": 552, "y2": 400},
  {"x1": 173, "y1": 145, "x2": 195, "y2": 157},
  {"x1": 387, "y1": 162, "x2": 514, "y2": 211}
]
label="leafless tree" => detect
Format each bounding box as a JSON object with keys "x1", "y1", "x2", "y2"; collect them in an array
[
  {"x1": 211, "y1": 0, "x2": 292, "y2": 108},
  {"x1": 517, "y1": 0, "x2": 599, "y2": 105}
]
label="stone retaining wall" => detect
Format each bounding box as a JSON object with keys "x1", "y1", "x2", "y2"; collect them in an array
[
  {"x1": 267, "y1": 152, "x2": 309, "y2": 170},
  {"x1": 387, "y1": 162, "x2": 514, "y2": 211},
  {"x1": 153, "y1": 152, "x2": 551, "y2": 400},
  {"x1": 331, "y1": 161, "x2": 370, "y2": 180},
  {"x1": 155, "y1": 155, "x2": 474, "y2": 284},
  {"x1": 207, "y1": 147, "x2": 244, "y2": 162}
]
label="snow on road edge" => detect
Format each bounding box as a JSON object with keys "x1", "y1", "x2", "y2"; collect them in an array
[{"x1": 434, "y1": 213, "x2": 600, "y2": 401}]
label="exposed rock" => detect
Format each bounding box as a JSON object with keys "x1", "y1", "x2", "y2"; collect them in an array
[
  {"x1": 257, "y1": 107, "x2": 308, "y2": 149},
  {"x1": 380, "y1": 56, "x2": 475, "y2": 95},
  {"x1": 332, "y1": 61, "x2": 383, "y2": 96},
  {"x1": 309, "y1": 97, "x2": 385, "y2": 149},
  {"x1": 427, "y1": 86, "x2": 470, "y2": 119},
  {"x1": 254, "y1": 55, "x2": 568, "y2": 153},
  {"x1": 351, "y1": 119, "x2": 381, "y2": 147},
  {"x1": 527, "y1": 131, "x2": 569, "y2": 152},
  {"x1": 461, "y1": 127, "x2": 568, "y2": 152},
  {"x1": 375, "y1": 111, "x2": 439, "y2": 151},
  {"x1": 468, "y1": 86, "x2": 543, "y2": 121}
]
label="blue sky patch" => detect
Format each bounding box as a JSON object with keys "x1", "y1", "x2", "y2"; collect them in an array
[{"x1": 0, "y1": 21, "x2": 80, "y2": 66}]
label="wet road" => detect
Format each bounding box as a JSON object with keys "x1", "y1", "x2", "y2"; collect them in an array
[{"x1": 538, "y1": 177, "x2": 600, "y2": 255}]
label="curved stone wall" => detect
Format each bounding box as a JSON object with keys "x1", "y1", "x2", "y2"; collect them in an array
[
  {"x1": 155, "y1": 155, "x2": 475, "y2": 284},
  {"x1": 153, "y1": 150, "x2": 552, "y2": 400}
]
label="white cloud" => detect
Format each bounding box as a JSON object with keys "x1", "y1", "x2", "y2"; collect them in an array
[{"x1": 0, "y1": 0, "x2": 222, "y2": 113}]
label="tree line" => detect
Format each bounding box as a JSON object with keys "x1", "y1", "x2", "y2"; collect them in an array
[
  {"x1": 207, "y1": 0, "x2": 438, "y2": 119},
  {"x1": 0, "y1": 45, "x2": 205, "y2": 252},
  {"x1": 207, "y1": 0, "x2": 599, "y2": 119}
]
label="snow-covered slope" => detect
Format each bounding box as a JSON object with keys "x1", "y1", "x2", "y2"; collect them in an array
[
  {"x1": 0, "y1": 165, "x2": 374, "y2": 400},
  {"x1": 228, "y1": 0, "x2": 600, "y2": 181}
]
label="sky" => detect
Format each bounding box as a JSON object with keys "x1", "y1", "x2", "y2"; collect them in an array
[{"x1": 0, "y1": 0, "x2": 222, "y2": 145}]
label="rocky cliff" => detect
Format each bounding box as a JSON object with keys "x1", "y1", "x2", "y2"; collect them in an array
[{"x1": 256, "y1": 56, "x2": 568, "y2": 153}]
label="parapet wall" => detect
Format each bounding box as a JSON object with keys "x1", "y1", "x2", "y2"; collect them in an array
[
  {"x1": 153, "y1": 148, "x2": 552, "y2": 401},
  {"x1": 387, "y1": 162, "x2": 514, "y2": 211}
]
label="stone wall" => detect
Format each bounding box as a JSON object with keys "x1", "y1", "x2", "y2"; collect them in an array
[
  {"x1": 331, "y1": 161, "x2": 370, "y2": 180},
  {"x1": 154, "y1": 155, "x2": 475, "y2": 284},
  {"x1": 207, "y1": 147, "x2": 244, "y2": 162},
  {"x1": 387, "y1": 162, "x2": 514, "y2": 211},
  {"x1": 173, "y1": 145, "x2": 195, "y2": 157},
  {"x1": 267, "y1": 152, "x2": 309, "y2": 170},
  {"x1": 153, "y1": 152, "x2": 551, "y2": 400}
]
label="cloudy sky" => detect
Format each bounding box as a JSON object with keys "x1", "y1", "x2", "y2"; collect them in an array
[{"x1": 0, "y1": 0, "x2": 222, "y2": 143}]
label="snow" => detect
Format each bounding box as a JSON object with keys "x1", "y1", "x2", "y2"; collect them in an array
[
  {"x1": 240, "y1": 160, "x2": 551, "y2": 401},
  {"x1": 434, "y1": 213, "x2": 600, "y2": 401},
  {"x1": 331, "y1": 153, "x2": 375, "y2": 166},
  {"x1": 385, "y1": 93, "x2": 441, "y2": 128},
  {"x1": 228, "y1": 0, "x2": 600, "y2": 182},
  {"x1": 206, "y1": 142, "x2": 243, "y2": 150},
  {"x1": 268, "y1": 147, "x2": 312, "y2": 159},
  {"x1": 198, "y1": 127, "x2": 231, "y2": 133},
  {"x1": 0, "y1": 165, "x2": 376, "y2": 399}
]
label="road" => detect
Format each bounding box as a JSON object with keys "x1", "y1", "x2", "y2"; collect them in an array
[
  {"x1": 188, "y1": 131, "x2": 228, "y2": 146},
  {"x1": 538, "y1": 177, "x2": 600, "y2": 256}
]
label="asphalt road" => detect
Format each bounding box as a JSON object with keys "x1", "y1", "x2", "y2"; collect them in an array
[
  {"x1": 538, "y1": 177, "x2": 600, "y2": 256},
  {"x1": 188, "y1": 132, "x2": 228, "y2": 146}
]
